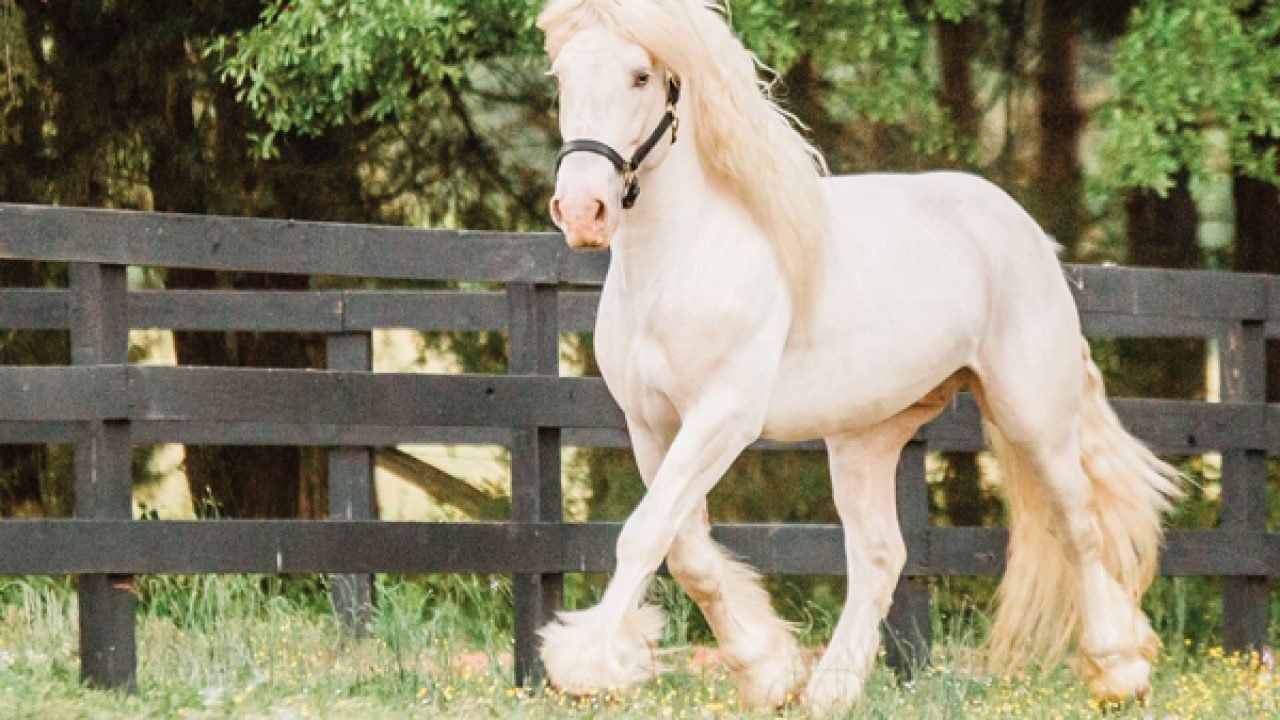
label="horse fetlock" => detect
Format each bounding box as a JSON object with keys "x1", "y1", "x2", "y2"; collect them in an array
[
  {"x1": 538, "y1": 603, "x2": 666, "y2": 695},
  {"x1": 804, "y1": 661, "x2": 868, "y2": 713},
  {"x1": 722, "y1": 629, "x2": 808, "y2": 707}
]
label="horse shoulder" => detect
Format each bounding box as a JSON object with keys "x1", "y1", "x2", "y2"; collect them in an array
[{"x1": 603, "y1": 272, "x2": 789, "y2": 426}]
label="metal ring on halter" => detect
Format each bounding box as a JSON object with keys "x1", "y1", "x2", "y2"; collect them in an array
[{"x1": 555, "y1": 76, "x2": 681, "y2": 210}]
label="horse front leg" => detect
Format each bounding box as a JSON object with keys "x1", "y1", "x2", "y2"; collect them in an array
[
  {"x1": 806, "y1": 412, "x2": 930, "y2": 710},
  {"x1": 622, "y1": 419, "x2": 808, "y2": 706},
  {"x1": 538, "y1": 401, "x2": 761, "y2": 696}
]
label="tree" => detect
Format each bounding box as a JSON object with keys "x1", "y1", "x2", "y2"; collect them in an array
[
  {"x1": 1233, "y1": 159, "x2": 1280, "y2": 402},
  {"x1": 1093, "y1": 1, "x2": 1280, "y2": 400},
  {"x1": 214, "y1": 0, "x2": 554, "y2": 231},
  {"x1": 0, "y1": 0, "x2": 387, "y2": 518},
  {"x1": 1097, "y1": 0, "x2": 1280, "y2": 198},
  {"x1": 0, "y1": 0, "x2": 570, "y2": 520},
  {"x1": 1031, "y1": 0, "x2": 1085, "y2": 255},
  {"x1": 1230, "y1": 3, "x2": 1280, "y2": 403}
]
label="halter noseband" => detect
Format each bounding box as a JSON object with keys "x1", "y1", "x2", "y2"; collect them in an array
[{"x1": 555, "y1": 77, "x2": 681, "y2": 210}]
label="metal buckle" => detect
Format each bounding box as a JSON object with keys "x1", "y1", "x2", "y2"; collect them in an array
[{"x1": 621, "y1": 165, "x2": 640, "y2": 209}]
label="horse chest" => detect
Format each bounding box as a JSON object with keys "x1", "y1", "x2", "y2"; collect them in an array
[{"x1": 596, "y1": 291, "x2": 770, "y2": 430}]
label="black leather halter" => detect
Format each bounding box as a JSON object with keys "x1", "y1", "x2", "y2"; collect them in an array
[{"x1": 555, "y1": 77, "x2": 681, "y2": 210}]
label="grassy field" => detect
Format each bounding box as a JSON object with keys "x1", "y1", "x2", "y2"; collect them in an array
[{"x1": 1, "y1": 574, "x2": 1277, "y2": 719}]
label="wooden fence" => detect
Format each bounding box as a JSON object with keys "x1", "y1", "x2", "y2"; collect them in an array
[{"x1": 0, "y1": 202, "x2": 1276, "y2": 691}]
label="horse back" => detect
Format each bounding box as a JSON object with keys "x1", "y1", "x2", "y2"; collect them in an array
[{"x1": 763, "y1": 172, "x2": 1074, "y2": 440}]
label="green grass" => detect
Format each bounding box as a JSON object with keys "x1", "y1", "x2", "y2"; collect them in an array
[{"x1": 1, "y1": 575, "x2": 1278, "y2": 718}]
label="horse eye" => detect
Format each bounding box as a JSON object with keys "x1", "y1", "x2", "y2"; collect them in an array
[{"x1": 633, "y1": 71, "x2": 651, "y2": 88}]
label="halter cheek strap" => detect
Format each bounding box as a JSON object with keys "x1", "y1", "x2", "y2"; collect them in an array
[{"x1": 555, "y1": 77, "x2": 681, "y2": 210}]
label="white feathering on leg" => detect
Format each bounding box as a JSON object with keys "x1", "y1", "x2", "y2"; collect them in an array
[{"x1": 538, "y1": 603, "x2": 666, "y2": 694}]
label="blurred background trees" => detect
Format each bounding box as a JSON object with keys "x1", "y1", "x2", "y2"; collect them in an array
[{"x1": 0, "y1": 0, "x2": 1278, "y2": 638}]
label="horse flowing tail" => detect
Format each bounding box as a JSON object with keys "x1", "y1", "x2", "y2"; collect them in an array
[{"x1": 985, "y1": 341, "x2": 1183, "y2": 674}]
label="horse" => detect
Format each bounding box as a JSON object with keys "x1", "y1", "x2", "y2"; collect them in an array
[{"x1": 535, "y1": 0, "x2": 1181, "y2": 710}]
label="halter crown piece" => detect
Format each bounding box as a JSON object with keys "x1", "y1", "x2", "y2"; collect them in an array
[{"x1": 556, "y1": 77, "x2": 681, "y2": 210}]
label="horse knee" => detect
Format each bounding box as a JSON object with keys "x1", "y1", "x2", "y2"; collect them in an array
[
  {"x1": 851, "y1": 526, "x2": 906, "y2": 577},
  {"x1": 616, "y1": 527, "x2": 657, "y2": 569},
  {"x1": 883, "y1": 536, "x2": 907, "y2": 577},
  {"x1": 845, "y1": 531, "x2": 905, "y2": 616}
]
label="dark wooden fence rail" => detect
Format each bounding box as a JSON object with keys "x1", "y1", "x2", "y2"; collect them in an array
[{"x1": 0, "y1": 203, "x2": 1276, "y2": 690}]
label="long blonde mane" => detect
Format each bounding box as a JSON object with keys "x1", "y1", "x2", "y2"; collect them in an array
[{"x1": 539, "y1": 0, "x2": 830, "y2": 324}]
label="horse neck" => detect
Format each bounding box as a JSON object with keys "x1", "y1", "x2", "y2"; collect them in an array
[{"x1": 613, "y1": 120, "x2": 730, "y2": 276}]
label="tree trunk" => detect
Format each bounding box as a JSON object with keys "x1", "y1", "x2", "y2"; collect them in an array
[
  {"x1": 938, "y1": 17, "x2": 981, "y2": 154},
  {"x1": 1033, "y1": 0, "x2": 1085, "y2": 256},
  {"x1": 1117, "y1": 175, "x2": 1205, "y2": 399},
  {"x1": 1126, "y1": 178, "x2": 1201, "y2": 269},
  {"x1": 1232, "y1": 157, "x2": 1280, "y2": 403}
]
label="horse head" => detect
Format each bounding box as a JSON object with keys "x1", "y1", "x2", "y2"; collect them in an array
[{"x1": 546, "y1": 24, "x2": 679, "y2": 249}]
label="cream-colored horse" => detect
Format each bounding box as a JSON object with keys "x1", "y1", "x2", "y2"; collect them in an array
[{"x1": 537, "y1": 0, "x2": 1180, "y2": 710}]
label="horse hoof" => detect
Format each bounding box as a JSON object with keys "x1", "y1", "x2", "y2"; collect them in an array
[
  {"x1": 803, "y1": 668, "x2": 864, "y2": 715},
  {"x1": 538, "y1": 603, "x2": 666, "y2": 694},
  {"x1": 727, "y1": 634, "x2": 809, "y2": 707},
  {"x1": 1085, "y1": 653, "x2": 1152, "y2": 708}
]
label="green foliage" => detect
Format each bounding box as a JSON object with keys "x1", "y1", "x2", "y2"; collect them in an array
[
  {"x1": 1098, "y1": 0, "x2": 1280, "y2": 195},
  {"x1": 214, "y1": 0, "x2": 544, "y2": 158},
  {"x1": 732, "y1": 0, "x2": 985, "y2": 158},
  {"x1": 4, "y1": 574, "x2": 1280, "y2": 717},
  {"x1": 215, "y1": 0, "x2": 558, "y2": 230},
  {"x1": 220, "y1": 0, "x2": 999, "y2": 173}
]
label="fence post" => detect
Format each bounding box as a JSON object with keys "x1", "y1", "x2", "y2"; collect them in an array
[
  {"x1": 884, "y1": 439, "x2": 931, "y2": 677},
  {"x1": 506, "y1": 283, "x2": 563, "y2": 687},
  {"x1": 1219, "y1": 319, "x2": 1269, "y2": 654},
  {"x1": 69, "y1": 262, "x2": 136, "y2": 692},
  {"x1": 327, "y1": 330, "x2": 376, "y2": 634}
]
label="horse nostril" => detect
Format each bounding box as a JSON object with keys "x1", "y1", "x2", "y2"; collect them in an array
[
  {"x1": 550, "y1": 196, "x2": 564, "y2": 225},
  {"x1": 593, "y1": 199, "x2": 606, "y2": 223}
]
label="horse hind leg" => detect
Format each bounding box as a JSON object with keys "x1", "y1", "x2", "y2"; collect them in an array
[{"x1": 978, "y1": 339, "x2": 1180, "y2": 703}]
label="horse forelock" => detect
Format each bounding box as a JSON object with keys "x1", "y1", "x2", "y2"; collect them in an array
[{"x1": 538, "y1": 0, "x2": 830, "y2": 327}]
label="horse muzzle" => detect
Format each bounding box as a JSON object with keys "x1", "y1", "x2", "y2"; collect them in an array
[{"x1": 550, "y1": 191, "x2": 614, "y2": 250}]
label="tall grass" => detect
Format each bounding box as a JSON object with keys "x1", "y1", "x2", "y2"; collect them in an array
[{"x1": 1, "y1": 573, "x2": 1277, "y2": 718}]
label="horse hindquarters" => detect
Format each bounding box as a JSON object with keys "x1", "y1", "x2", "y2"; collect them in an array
[{"x1": 982, "y1": 339, "x2": 1181, "y2": 701}]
